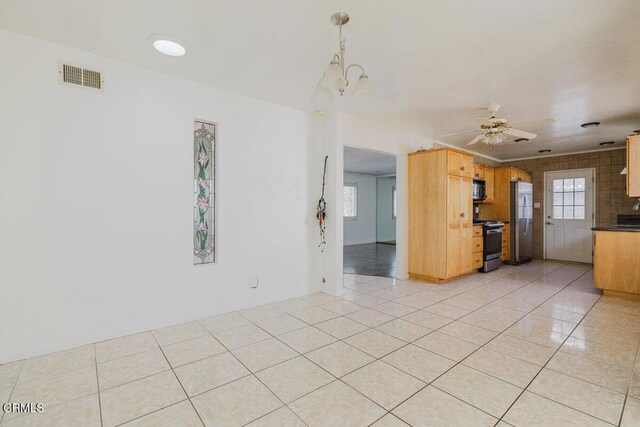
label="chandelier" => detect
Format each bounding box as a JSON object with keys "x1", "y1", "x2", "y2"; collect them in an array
[{"x1": 312, "y1": 13, "x2": 372, "y2": 114}]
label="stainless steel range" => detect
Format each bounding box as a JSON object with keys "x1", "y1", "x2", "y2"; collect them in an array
[{"x1": 474, "y1": 220, "x2": 505, "y2": 272}]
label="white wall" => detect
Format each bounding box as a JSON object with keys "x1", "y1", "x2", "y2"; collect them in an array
[
  {"x1": 334, "y1": 114, "x2": 433, "y2": 283},
  {"x1": 376, "y1": 177, "x2": 397, "y2": 242},
  {"x1": 343, "y1": 173, "x2": 377, "y2": 245},
  {"x1": 0, "y1": 30, "x2": 319, "y2": 363}
]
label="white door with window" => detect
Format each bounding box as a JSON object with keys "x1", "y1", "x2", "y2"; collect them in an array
[{"x1": 545, "y1": 169, "x2": 594, "y2": 263}]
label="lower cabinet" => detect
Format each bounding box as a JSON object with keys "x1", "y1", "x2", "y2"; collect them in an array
[
  {"x1": 447, "y1": 225, "x2": 473, "y2": 278},
  {"x1": 471, "y1": 225, "x2": 484, "y2": 270},
  {"x1": 461, "y1": 226, "x2": 473, "y2": 273},
  {"x1": 501, "y1": 224, "x2": 510, "y2": 262}
]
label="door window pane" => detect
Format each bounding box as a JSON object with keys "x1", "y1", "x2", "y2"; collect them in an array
[
  {"x1": 551, "y1": 176, "x2": 588, "y2": 220},
  {"x1": 554, "y1": 206, "x2": 563, "y2": 219},
  {"x1": 563, "y1": 206, "x2": 574, "y2": 219},
  {"x1": 553, "y1": 193, "x2": 563, "y2": 205},
  {"x1": 563, "y1": 179, "x2": 575, "y2": 191},
  {"x1": 563, "y1": 193, "x2": 574, "y2": 205}
]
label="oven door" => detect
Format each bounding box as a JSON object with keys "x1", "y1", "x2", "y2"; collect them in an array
[{"x1": 484, "y1": 229, "x2": 502, "y2": 260}]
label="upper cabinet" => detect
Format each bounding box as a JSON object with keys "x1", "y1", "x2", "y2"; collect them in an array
[
  {"x1": 473, "y1": 164, "x2": 486, "y2": 180},
  {"x1": 484, "y1": 167, "x2": 495, "y2": 203},
  {"x1": 518, "y1": 169, "x2": 532, "y2": 183},
  {"x1": 627, "y1": 135, "x2": 640, "y2": 197},
  {"x1": 447, "y1": 150, "x2": 474, "y2": 179},
  {"x1": 507, "y1": 167, "x2": 531, "y2": 183}
]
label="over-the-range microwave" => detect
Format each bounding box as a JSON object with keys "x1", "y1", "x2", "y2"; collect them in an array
[{"x1": 473, "y1": 180, "x2": 486, "y2": 201}]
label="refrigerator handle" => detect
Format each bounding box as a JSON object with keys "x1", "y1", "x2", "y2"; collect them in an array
[{"x1": 523, "y1": 194, "x2": 528, "y2": 235}]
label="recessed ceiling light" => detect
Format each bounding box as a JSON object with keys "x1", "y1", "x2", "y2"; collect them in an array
[
  {"x1": 514, "y1": 138, "x2": 529, "y2": 143},
  {"x1": 580, "y1": 121, "x2": 600, "y2": 128},
  {"x1": 148, "y1": 34, "x2": 188, "y2": 57},
  {"x1": 599, "y1": 141, "x2": 615, "y2": 146},
  {"x1": 538, "y1": 149, "x2": 551, "y2": 153}
]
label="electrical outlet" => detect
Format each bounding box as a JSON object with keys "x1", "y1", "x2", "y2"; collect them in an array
[
  {"x1": 534, "y1": 202, "x2": 541, "y2": 208},
  {"x1": 249, "y1": 276, "x2": 259, "y2": 289}
]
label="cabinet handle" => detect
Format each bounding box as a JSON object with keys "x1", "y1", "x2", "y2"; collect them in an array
[
  {"x1": 475, "y1": 172, "x2": 479, "y2": 177},
  {"x1": 460, "y1": 212, "x2": 465, "y2": 218},
  {"x1": 460, "y1": 166, "x2": 466, "y2": 172}
]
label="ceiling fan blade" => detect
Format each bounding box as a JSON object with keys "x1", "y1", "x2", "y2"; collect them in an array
[
  {"x1": 467, "y1": 134, "x2": 484, "y2": 146},
  {"x1": 509, "y1": 118, "x2": 555, "y2": 126},
  {"x1": 437, "y1": 129, "x2": 481, "y2": 138},
  {"x1": 505, "y1": 128, "x2": 537, "y2": 139}
]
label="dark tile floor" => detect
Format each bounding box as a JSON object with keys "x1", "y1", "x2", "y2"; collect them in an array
[{"x1": 343, "y1": 243, "x2": 396, "y2": 278}]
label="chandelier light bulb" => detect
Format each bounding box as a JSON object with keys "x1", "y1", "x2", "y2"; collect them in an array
[
  {"x1": 321, "y1": 60, "x2": 343, "y2": 89},
  {"x1": 311, "y1": 82, "x2": 334, "y2": 115},
  {"x1": 353, "y1": 74, "x2": 373, "y2": 96}
]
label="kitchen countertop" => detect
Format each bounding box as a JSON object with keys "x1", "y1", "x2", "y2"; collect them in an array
[{"x1": 592, "y1": 225, "x2": 640, "y2": 232}]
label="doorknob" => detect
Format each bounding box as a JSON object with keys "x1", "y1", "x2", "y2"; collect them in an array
[{"x1": 546, "y1": 221, "x2": 555, "y2": 225}]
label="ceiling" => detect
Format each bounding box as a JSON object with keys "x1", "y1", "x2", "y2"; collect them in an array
[
  {"x1": 2, "y1": 0, "x2": 640, "y2": 160},
  {"x1": 344, "y1": 147, "x2": 396, "y2": 176}
]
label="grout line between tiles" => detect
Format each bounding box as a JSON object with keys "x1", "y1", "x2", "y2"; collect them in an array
[
  {"x1": 617, "y1": 334, "x2": 640, "y2": 427},
  {"x1": 368, "y1": 264, "x2": 599, "y2": 426}
]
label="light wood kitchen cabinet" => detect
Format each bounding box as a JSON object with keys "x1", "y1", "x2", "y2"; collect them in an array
[
  {"x1": 409, "y1": 148, "x2": 474, "y2": 282},
  {"x1": 518, "y1": 169, "x2": 532, "y2": 183},
  {"x1": 472, "y1": 236, "x2": 483, "y2": 253},
  {"x1": 627, "y1": 135, "x2": 640, "y2": 197},
  {"x1": 501, "y1": 224, "x2": 510, "y2": 262},
  {"x1": 484, "y1": 167, "x2": 495, "y2": 203},
  {"x1": 473, "y1": 163, "x2": 486, "y2": 180},
  {"x1": 447, "y1": 150, "x2": 474, "y2": 179},
  {"x1": 479, "y1": 167, "x2": 529, "y2": 222},
  {"x1": 460, "y1": 226, "x2": 473, "y2": 273},
  {"x1": 472, "y1": 225, "x2": 482, "y2": 238},
  {"x1": 594, "y1": 230, "x2": 640, "y2": 299}
]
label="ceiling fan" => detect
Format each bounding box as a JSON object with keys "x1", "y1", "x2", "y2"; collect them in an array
[{"x1": 440, "y1": 105, "x2": 554, "y2": 148}]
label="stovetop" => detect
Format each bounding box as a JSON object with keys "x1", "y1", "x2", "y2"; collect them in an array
[{"x1": 474, "y1": 220, "x2": 505, "y2": 229}]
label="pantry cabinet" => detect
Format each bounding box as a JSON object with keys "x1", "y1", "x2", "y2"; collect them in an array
[{"x1": 409, "y1": 148, "x2": 474, "y2": 282}]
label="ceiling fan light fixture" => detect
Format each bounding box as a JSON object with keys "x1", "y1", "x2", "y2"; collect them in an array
[
  {"x1": 599, "y1": 141, "x2": 615, "y2": 146},
  {"x1": 580, "y1": 121, "x2": 600, "y2": 128},
  {"x1": 538, "y1": 149, "x2": 552, "y2": 153}
]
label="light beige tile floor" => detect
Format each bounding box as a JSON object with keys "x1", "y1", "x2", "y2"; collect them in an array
[{"x1": 2, "y1": 261, "x2": 640, "y2": 426}]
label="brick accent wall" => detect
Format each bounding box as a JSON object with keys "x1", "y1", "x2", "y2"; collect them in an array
[{"x1": 502, "y1": 148, "x2": 639, "y2": 259}]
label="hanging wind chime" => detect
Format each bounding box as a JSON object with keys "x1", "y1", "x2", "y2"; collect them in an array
[{"x1": 317, "y1": 156, "x2": 328, "y2": 252}]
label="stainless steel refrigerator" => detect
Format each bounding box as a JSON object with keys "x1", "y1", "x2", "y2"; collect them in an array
[{"x1": 509, "y1": 181, "x2": 533, "y2": 264}]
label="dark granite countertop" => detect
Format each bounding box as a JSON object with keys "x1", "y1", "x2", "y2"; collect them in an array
[{"x1": 592, "y1": 225, "x2": 640, "y2": 232}]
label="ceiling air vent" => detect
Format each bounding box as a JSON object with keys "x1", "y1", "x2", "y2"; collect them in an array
[{"x1": 59, "y1": 62, "x2": 103, "y2": 91}]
